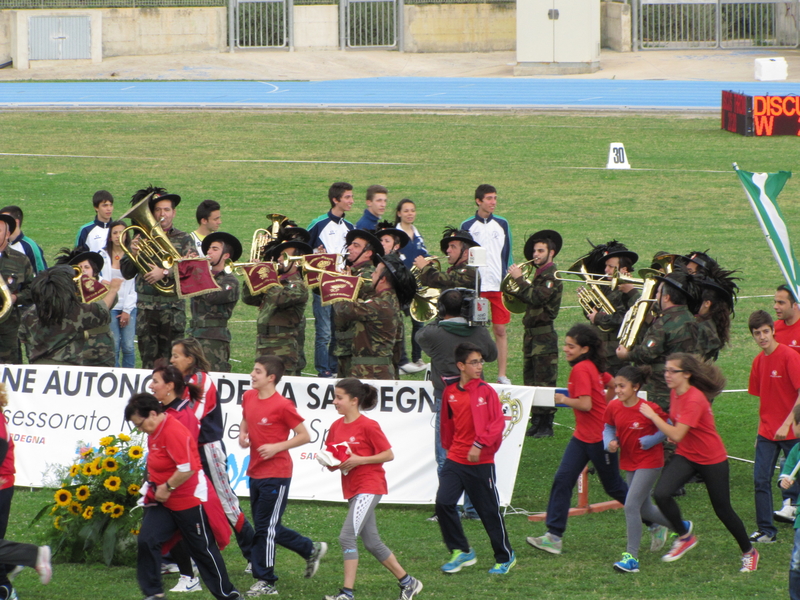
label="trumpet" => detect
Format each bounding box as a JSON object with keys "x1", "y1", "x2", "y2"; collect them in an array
[
  {"x1": 249, "y1": 214, "x2": 289, "y2": 263},
  {"x1": 410, "y1": 257, "x2": 442, "y2": 322},
  {"x1": 72, "y1": 266, "x2": 109, "y2": 304},
  {"x1": 500, "y1": 260, "x2": 536, "y2": 314}
]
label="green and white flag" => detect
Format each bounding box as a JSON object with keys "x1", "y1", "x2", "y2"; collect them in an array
[{"x1": 734, "y1": 163, "x2": 800, "y2": 302}]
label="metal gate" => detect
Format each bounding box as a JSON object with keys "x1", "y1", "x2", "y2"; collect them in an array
[
  {"x1": 236, "y1": 0, "x2": 288, "y2": 48},
  {"x1": 29, "y1": 16, "x2": 91, "y2": 60},
  {"x1": 345, "y1": 0, "x2": 397, "y2": 48},
  {"x1": 637, "y1": 0, "x2": 799, "y2": 49}
]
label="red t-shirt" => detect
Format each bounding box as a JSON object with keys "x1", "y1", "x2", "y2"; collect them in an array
[
  {"x1": 774, "y1": 319, "x2": 800, "y2": 354},
  {"x1": 604, "y1": 398, "x2": 667, "y2": 471},
  {"x1": 326, "y1": 415, "x2": 391, "y2": 500},
  {"x1": 0, "y1": 412, "x2": 15, "y2": 490},
  {"x1": 147, "y1": 414, "x2": 204, "y2": 511},
  {"x1": 670, "y1": 386, "x2": 727, "y2": 465},
  {"x1": 568, "y1": 360, "x2": 612, "y2": 444},
  {"x1": 444, "y1": 385, "x2": 494, "y2": 465},
  {"x1": 242, "y1": 390, "x2": 304, "y2": 479},
  {"x1": 749, "y1": 343, "x2": 800, "y2": 440},
  {"x1": 165, "y1": 399, "x2": 200, "y2": 441}
]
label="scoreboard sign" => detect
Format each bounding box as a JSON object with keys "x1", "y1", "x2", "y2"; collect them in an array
[{"x1": 722, "y1": 90, "x2": 800, "y2": 136}]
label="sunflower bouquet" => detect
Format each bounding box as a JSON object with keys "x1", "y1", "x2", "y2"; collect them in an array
[{"x1": 33, "y1": 432, "x2": 146, "y2": 565}]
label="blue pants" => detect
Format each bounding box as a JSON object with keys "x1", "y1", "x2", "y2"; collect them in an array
[
  {"x1": 754, "y1": 435, "x2": 800, "y2": 537},
  {"x1": 790, "y1": 527, "x2": 800, "y2": 600},
  {"x1": 110, "y1": 307, "x2": 137, "y2": 368},
  {"x1": 250, "y1": 477, "x2": 313, "y2": 584},
  {"x1": 545, "y1": 436, "x2": 628, "y2": 538},
  {"x1": 312, "y1": 294, "x2": 335, "y2": 375}
]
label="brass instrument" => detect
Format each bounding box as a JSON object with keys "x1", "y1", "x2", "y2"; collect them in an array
[
  {"x1": 120, "y1": 194, "x2": 182, "y2": 295},
  {"x1": 410, "y1": 257, "x2": 442, "y2": 322},
  {"x1": 500, "y1": 260, "x2": 536, "y2": 314},
  {"x1": 72, "y1": 266, "x2": 109, "y2": 304},
  {"x1": 617, "y1": 270, "x2": 661, "y2": 349},
  {"x1": 249, "y1": 213, "x2": 288, "y2": 263},
  {"x1": 554, "y1": 260, "x2": 618, "y2": 329},
  {"x1": 0, "y1": 277, "x2": 11, "y2": 324}
]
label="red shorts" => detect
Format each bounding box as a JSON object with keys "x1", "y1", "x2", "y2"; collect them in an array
[{"x1": 481, "y1": 291, "x2": 511, "y2": 325}]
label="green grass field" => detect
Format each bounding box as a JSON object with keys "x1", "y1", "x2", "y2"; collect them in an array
[{"x1": 0, "y1": 110, "x2": 798, "y2": 599}]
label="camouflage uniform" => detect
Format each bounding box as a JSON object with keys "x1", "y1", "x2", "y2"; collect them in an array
[
  {"x1": 120, "y1": 227, "x2": 195, "y2": 369},
  {"x1": 242, "y1": 270, "x2": 308, "y2": 374},
  {"x1": 627, "y1": 304, "x2": 699, "y2": 410},
  {"x1": 510, "y1": 263, "x2": 562, "y2": 416},
  {"x1": 695, "y1": 317, "x2": 722, "y2": 362},
  {"x1": 0, "y1": 248, "x2": 34, "y2": 364},
  {"x1": 334, "y1": 288, "x2": 399, "y2": 380},
  {"x1": 418, "y1": 261, "x2": 476, "y2": 290},
  {"x1": 594, "y1": 287, "x2": 641, "y2": 376},
  {"x1": 83, "y1": 321, "x2": 115, "y2": 367},
  {"x1": 20, "y1": 302, "x2": 110, "y2": 365},
  {"x1": 332, "y1": 261, "x2": 375, "y2": 378},
  {"x1": 188, "y1": 270, "x2": 240, "y2": 373}
]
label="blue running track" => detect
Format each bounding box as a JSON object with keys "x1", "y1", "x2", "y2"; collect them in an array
[{"x1": 1, "y1": 77, "x2": 800, "y2": 110}]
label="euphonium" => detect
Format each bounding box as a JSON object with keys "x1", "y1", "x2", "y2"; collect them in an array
[
  {"x1": 554, "y1": 260, "x2": 617, "y2": 323},
  {"x1": 410, "y1": 257, "x2": 442, "y2": 322},
  {"x1": 120, "y1": 194, "x2": 182, "y2": 295},
  {"x1": 248, "y1": 214, "x2": 289, "y2": 263},
  {"x1": 500, "y1": 260, "x2": 536, "y2": 314},
  {"x1": 617, "y1": 270, "x2": 661, "y2": 349}
]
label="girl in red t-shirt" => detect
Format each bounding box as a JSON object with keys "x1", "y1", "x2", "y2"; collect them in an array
[
  {"x1": 323, "y1": 378, "x2": 422, "y2": 600},
  {"x1": 640, "y1": 353, "x2": 758, "y2": 572},
  {"x1": 527, "y1": 324, "x2": 628, "y2": 556},
  {"x1": 604, "y1": 365, "x2": 675, "y2": 573}
]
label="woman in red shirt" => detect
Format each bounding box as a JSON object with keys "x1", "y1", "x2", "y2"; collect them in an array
[
  {"x1": 323, "y1": 378, "x2": 422, "y2": 600},
  {"x1": 528, "y1": 324, "x2": 628, "y2": 556},
  {"x1": 124, "y1": 393, "x2": 240, "y2": 600},
  {"x1": 640, "y1": 353, "x2": 758, "y2": 572}
]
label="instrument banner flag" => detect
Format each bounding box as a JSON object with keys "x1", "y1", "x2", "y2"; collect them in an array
[
  {"x1": 304, "y1": 253, "x2": 340, "y2": 288},
  {"x1": 77, "y1": 275, "x2": 109, "y2": 304},
  {"x1": 319, "y1": 272, "x2": 362, "y2": 306},
  {"x1": 174, "y1": 257, "x2": 222, "y2": 299},
  {"x1": 735, "y1": 165, "x2": 800, "y2": 302},
  {"x1": 239, "y1": 262, "x2": 280, "y2": 295}
]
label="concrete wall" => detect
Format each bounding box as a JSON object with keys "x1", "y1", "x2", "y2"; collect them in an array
[
  {"x1": 294, "y1": 4, "x2": 338, "y2": 50},
  {"x1": 0, "y1": 12, "x2": 10, "y2": 64},
  {"x1": 601, "y1": 1, "x2": 631, "y2": 52},
  {"x1": 403, "y1": 3, "x2": 515, "y2": 53},
  {"x1": 9, "y1": 10, "x2": 103, "y2": 69}
]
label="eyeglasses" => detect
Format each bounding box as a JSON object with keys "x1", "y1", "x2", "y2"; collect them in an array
[
  {"x1": 664, "y1": 368, "x2": 686, "y2": 374},
  {"x1": 465, "y1": 359, "x2": 485, "y2": 366}
]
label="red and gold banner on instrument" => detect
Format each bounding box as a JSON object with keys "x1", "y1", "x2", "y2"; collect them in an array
[
  {"x1": 174, "y1": 258, "x2": 222, "y2": 299},
  {"x1": 239, "y1": 262, "x2": 280, "y2": 295},
  {"x1": 77, "y1": 275, "x2": 109, "y2": 304},
  {"x1": 319, "y1": 272, "x2": 363, "y2": 306},
  {"x1": 304, "y1": 253, "x2": 340, "y2": 288}
]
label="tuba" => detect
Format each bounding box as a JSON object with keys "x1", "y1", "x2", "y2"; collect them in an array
[
  {"x1": 249, "y1": 214, "x2": 288, "y2": 263},
  {"x1": 617, "y1": 269, "x2": 661, "y2": 349},
  {"x1": 410, "y1": 257, "x2": 442, "y2": 322},
  {"x1": 500, "y1": 260, "x2": 536, "y2": 314},
  {"x1": 120, "y1": 194, "x2": 182, "y2": 295}
]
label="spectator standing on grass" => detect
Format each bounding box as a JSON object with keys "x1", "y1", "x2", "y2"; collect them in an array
[
  {"x1": 777, "y1": 405, "x2": 800, "y2": 600},
  {"x1": 395, "y1": 199, "x2": 429, "y2": 372},
  {"x1": 774, "y1": 284, "x2": 800, "y2": 354},
  {"x1": 746, "y1": 310, "x2": 800, "y2": 542},
  {"x1": 527, "y1": 324, "x2": 628, "y2": 556},
  {"x1": 99, "y1": 220, "x2": 138, "y2": 368},
  {"x1": 639, "y1": 353, "x2": 759, "y2": 572},
  {"x1": 355, "y1": 185, "x2": 388, "y2": 231},
  {"x1": 307, "y1": 182, "x2": 355, "y2": 377},
  {"x1": 75, "y1": 190, "x2": 114, "y2": 253},
  {"x1": 322, "y1": 377, "x2": 423, "y2": 600},
  {"x1": 190, "y1": 199, "x2": 222, "y2": 257},
  {"x1": 0, "y1": 213, "x2": 33, "y2": 364},
  {"x1": 238, "y1": 355, "x2": 327, "y2": 597},
  {"x1": 0, "y1": 206, "x2": 46, "y2": 275},
  {"x1": 461, "y1": 185, "x2": 513, "y2": 385}
]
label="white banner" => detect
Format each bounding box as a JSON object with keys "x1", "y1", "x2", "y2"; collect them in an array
[{"x1": 1, "y1": 365, "x2": 536, "y2": 506}]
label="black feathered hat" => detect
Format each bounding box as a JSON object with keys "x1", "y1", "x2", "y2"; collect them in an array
[
  {"x1": 55, "y1": 246, "x2": 104, "y2": 276},
  {"x1": 376, "y1": 253, "x2": 417, "y2": 307},
  {"x1": 683, "y1": 250, "x2": 717, "y2": 274},
  {"x1": 524, "y1": 230, "x2": 563, "y2": 261},
  {"x1": 439, "y1": 226, "x2": 480, "y2": 254},
  {"x1": 653, "y1": 269, "x2": 702, "y2": 315},
  {"x1": 375, "y1": 220, "x2": 410, "y2": 249},
  {"x1": 202, "y1": 232, "x2": 243, "y2": 263},
  {"x1": 278, "y1": 221, "x2": 311, "y2": 245},
  {"x1": 346, "y1": 229, "x2": 385, "y2": 260},
  {"x1": 265, "y1": 240, "x2": 313, "y2": 263},
  {"x1": 0, "y1": 214, "x2": 16, "y2": 235},
  {"x1": 130, "y1": 185, "x2": 181, "y2": 211}
]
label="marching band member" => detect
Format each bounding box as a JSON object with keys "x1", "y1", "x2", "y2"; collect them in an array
[
  {"x1": 413, "y1": 227, "x2": 478, "y2": 290},
  {"x1": 0, "y1": 213, "x2": 33, "y2": 364}
]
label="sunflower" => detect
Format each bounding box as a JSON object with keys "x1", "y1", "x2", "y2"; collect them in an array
[
  {"x1": 68, "y1": 501, "x2": 83, "y2": 516},
  {"x1": 82, "y1": 505, "x2": 94, "y2": 520},
  {"x1": 75, "y1": 485, "x2": 90, "y2": 501},
  {"x1": 130, "y1": 528, "x2": 140, "y2": 535},
  {"x1": 118, "y1": 433, "x2": 131, "y2": 442},
  {"x1": 103, "y1": 476, "x2": 121, "y2": 492},
  {"x1": 99, "y1": 436, "x2": 114, "y2": 447},
  {"x1": 103, "y1": 457, "x2": 118, "y2": 472},
  {"x1": 54, "y1": 489, "x2": 72, "y2": 507},
  {"x1": 128, "y1": 445, "x2": 144, "y2": 460},
  {"x1": 53, "y1": 516, "x2": 62, "y2": 530},
  {"x1": 68, "y1": 464, "x2": 80, "y2": 478},
  {"x1": 81, "y1": 463, "x2": 94, "y2": 477},
  {"x1": 110, "y1": 504, "x2": 125, "y2": 519},
  {"x1": 104, "y1": 446, "x2": 119, "y2": 456},
  {"x1": 127, "y1": 483, "x2": 140, "y2": 496},
  {"x1": 91, "y1": 457, "x2": 103, "y2": 473},
  {"x1": 100, "y1": 501, "x2": 115, "y2": 514},
  {"x1": 50, "y1": 506, "x2": 58, "y2": 515}
]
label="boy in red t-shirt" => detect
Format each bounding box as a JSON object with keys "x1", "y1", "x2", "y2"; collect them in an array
[
  {"x1": 435, "y1": 342, "x2": 515, "y2": 575},
  {"x1": 748, "y1": 310, "x2": 800, "y2": 540},
  {"x1": 239, "y1": 356, "x2": 327, "y2": 596}
]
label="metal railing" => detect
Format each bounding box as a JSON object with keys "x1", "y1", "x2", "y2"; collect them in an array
[
  {"x1": 345, "y1": 0, "x2": 396, "y2": 47},
  {"x1": 236, "y1": 0, "x2": 288, "y2": 47}
]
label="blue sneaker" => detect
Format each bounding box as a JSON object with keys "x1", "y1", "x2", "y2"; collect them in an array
[
  {"x1": 683, "y1": 520, "x2": 693, "y2": 536},
  {"x1": 613, "y1": 552, "x2": 640, "y2": 573},
  {"x1": 441, "y1": 548, "x2": 477, "y2": 573},
  {"x1": 488, "y1": 552, "x2": 516, "y2": 574}
]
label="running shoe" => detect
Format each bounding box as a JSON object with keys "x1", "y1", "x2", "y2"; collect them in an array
[
  {"x1": 324, "y1": 591, "x2": 353, "y2": 600},
  {"x1": 35, "y1": 546, "x2": 52, "y2": 585},
  {"x1": 774, "y1": 499, "x2": 796, "y2": 523},
  {"x1": 441, "y1": 548, "x2": 477, "y2": 573},
  {"x1": 488, "y1": 552, "x2": 517, "y2": 574},
  {"x1": 170, "y1": 575, "x2": 202, "y2": 593},
  {"x1": 526, "y1": 532, "x2": 562, "y2": 555},
  {"x1": 305, "y1": 541, "x2": 328, "y2": 578},
  {"x1": 397, "y1": 576, "x2": 423, "y2": 600},
  {"x1": 748, "y1": 530, "x2": 776, "y2": 543},
  {"x1": 649, "y1": 525, "x2": 669, "y2": 552},
  {"x1": 662, "y1": 534, "x2": 697, "y2": 562},
  {"x1": 613, "y1": 552, "x2": 640, "y2": 573},
  {"x1": 740, "y1": 548, "x2": 759, "y2": 572},
  {"x1": 246, "y1": 580, "x2": 278, "y2": 596}
]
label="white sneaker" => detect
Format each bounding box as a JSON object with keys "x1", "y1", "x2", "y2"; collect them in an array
[
  {"x1": 774, "y1": 498, "x2": 796, "y2": 524},
  {"x1": 7, "y1": 566, "x2": 23, "y2": 582},
  {"x1": 245, "y1": 562, "x2": 252, "y2": 574},
  {"x1": 35, "y1": 546, "x2": 51, "y2": 585},
  {"x1": 161, "y1": 561, "x2": 180, "y2": 574},
  {"x1": 170, "y1": 575, "x2": 202, "y2": 593},
  {"x1": 497, "y1": 376, "x2": 512, "y2": 385},
  {"x1": 400, "y1": 361, "x2": 426, "y2": 374}
]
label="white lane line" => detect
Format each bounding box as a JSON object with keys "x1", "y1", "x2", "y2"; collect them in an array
[
  {"x1": 257, "y1": 82, "x2": 280, "y2": 93},
  {"x1": 220, "y1": 159, "x2": 416, "y2": 165},
  {"x1": 554, "y1": 166, "x2": 730, "y2": 173},
  {"x1": 424, "y1": 93, "x2": 446, "y2": 97},
  {"x1": 0, "y1": 152, "x2": 158, "y2": 160},
  {"x1": 121, "y1": 86, "x2": 135, "y2": 91}
]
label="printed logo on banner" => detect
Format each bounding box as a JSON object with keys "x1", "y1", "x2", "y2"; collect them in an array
[{"x1": 499, "y1": 391, "x2": 523, "y2": 440}]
